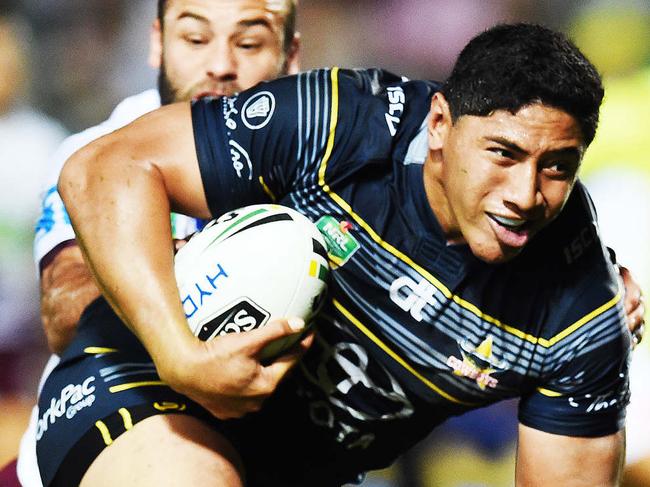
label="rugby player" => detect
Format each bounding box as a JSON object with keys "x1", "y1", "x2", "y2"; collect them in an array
[
  {"x1": 51, "y1": 23, "x2": 634, "y2": 486},
  {"x1": 36, "y1": 0, "x2": 300, "y2": 355},
  {"x1": 17, "y1": 1, "x2": 300, "y2": 485}
]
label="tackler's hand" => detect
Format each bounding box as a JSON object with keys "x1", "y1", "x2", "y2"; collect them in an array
[
  {"x1": 173, "y1": 236, "x2": 193, "y2": 253},
  {"x1": 619, "y1": 265, "x2": 645, "y2": 347}
]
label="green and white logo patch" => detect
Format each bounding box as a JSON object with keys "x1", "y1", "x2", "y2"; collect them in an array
[{"x1": 316, "y1": 216, "x2": 360, "y2": 267}]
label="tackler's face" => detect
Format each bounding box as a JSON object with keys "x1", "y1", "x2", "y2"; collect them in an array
[
  {"x1": 424, "y1": 93, "x2": 585, "y2": 264},
  {"x1": 149, "y1": 0, "x2": 300, "y2": 104}
]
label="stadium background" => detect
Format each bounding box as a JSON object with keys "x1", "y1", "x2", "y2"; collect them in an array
[{"x1": 0, "y1": 1, "x2": 648, "y2": 485}]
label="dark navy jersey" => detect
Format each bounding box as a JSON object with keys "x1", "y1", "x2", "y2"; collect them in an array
[{"x1": 191, "y1": 68, "x2": 630, "y2": 470}]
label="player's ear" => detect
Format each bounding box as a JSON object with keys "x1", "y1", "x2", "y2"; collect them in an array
[
  {"x1": 428, "y1": 92, "x2": 452, "y2": 152},
  {"x1": 284, "y1": 32, "x2": 301, "y2": 75},
  {"x1": 148, "y1": 19, "x2": 163, "y2": 69}
]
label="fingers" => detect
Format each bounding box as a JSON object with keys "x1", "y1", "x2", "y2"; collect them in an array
[
  {"x1": 619, "y1": 265, "x2": 642, "y2": 312},
  {"x1": 624, "y1": 286, "x2": 643, "y2": 315},
  {"x1": 632, "y1": 324, "x2": 645, "y2": 348},
  {"x1": 180, "y1": 318, "x2": 313, "y2": 419},
  {"x1": 173, "y1": 238, "x2": 189, "y2": 252},
  {"x1": 236, "y1": 317, "x2": 306, "y2": 355},
  {"x1": 625, "y1": 291, "x2": 645, "y2": 345},
  {"x1": 618, "y1": 265, "x2": 645, "y2": 346}
]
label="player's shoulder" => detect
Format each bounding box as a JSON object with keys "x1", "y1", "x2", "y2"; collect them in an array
[
  {"x1": 45, "y1": 90, "x2": 160, "y2": 180},
  {"x1": 106, "y1": 89, "x2": 160, "y2": 126},
  {"x1": 323, "y1": 68, "x2": 438, "y2": 150},
  {"x1": 69, "y1": 89, "x2": 160, "y2": 148},
  {"x1": 258, "y1": 67, "x2": 439, "y2": 104},
  {"x1": 517, "y1": 181, "x2": 622, "y2": 328},
  {"x1": 336, "y1": 68, "x2": 440, "y2": 96}
]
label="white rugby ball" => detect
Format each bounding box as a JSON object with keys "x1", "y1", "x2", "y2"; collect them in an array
[{"x1": 174, "y1": 204, "x2": 329, "y2": 359}]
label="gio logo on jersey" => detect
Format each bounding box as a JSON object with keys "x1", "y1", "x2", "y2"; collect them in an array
[
  {"x1": 389, "y1": 276, "x2": 436, "y2": 322},
  {"x1": 242, "y1": 91, "x2": 276, "y2": 129}
]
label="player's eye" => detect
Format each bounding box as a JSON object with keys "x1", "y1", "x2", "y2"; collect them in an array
[
  {"x1": 238, "y1": 39, "x2": 263, "y2": 50},
  {"x1": 183, "y1": 34, "x2": 208, "y2": 46},
  {"x1": 542, "y1": 161, "x2": 577, "y2": 180},
  {"x1": 488, "y1": 147, "x2": 515, "y2": 160}
]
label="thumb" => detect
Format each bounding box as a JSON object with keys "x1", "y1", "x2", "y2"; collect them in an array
[{"x1": 241, "y1": 317, "x2": 306, "y2": 354}]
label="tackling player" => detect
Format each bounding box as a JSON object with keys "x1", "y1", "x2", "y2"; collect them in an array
[
  {"x1": 36, "y1": 0, "x2": 300, "y2": 354},
  {"x1": 53, "y1": 23, "x2": 634, "y2": 486},
  {"x1": 17, "y1": 1, "x2": 300, "y2": 486}
]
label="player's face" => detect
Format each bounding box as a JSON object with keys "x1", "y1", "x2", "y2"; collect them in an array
[
  {"x1": 149, "y1": 0, "x2": 299, "y2": 104},
  {"x1": 424, "y1": 93, "x2": 585, "y2": 263}
]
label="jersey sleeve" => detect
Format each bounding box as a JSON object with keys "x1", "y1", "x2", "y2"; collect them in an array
[
  {"x1": 34, "y1": 130, "x2": 103, "y2": 270},
  {"x1": 518, "y1": 272, "x2": 631, "y2": 437},
  {"x1": 33, "y1": 93, "x2": 156, "y2": 270},
  {"x1": 191, "y1": 68, "x2": 415, "y2": 216}
]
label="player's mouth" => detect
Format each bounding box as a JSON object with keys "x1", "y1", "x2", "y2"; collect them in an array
[{"x1": 487, "y1": 213, "x2": 533, "y2": 248}]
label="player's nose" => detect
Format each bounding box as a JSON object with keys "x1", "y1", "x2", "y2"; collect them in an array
[
  {"x1": 205, "y1": 42, "x2": 237, "y2": 81},
  {"x1": 502, "y1": 161, "x2": 544, "y2": 214}
]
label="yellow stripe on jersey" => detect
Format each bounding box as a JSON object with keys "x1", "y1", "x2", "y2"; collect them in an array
[
  {"x1": 118, "y1": 408, "x2": 134, "y2": 430},
  {"x1": 536, "y1": 387, "x2": 563, "y2": 397},
  {"x1": 258, "y1": 176, "x2": 277, "y2": 202},
  {"x1": 332, "y1": 298, "x2": 476, "y2": 406},
  {"x1": 84, "y1": 347, "x2": 118, "y2": 354},
  {"x1": 95, "y1": 420, "x2": 113, "y2": 446},
  {"x1": 544, "y1": 292, "x2": 621, "y2": 347},
  {"x1": 316, "y1": 68, "x2": 621, "y2": 349},
  {"x1": 317, "y1": 67, "x2": 340, "y2": 193},
  {"x1": 109, "y1": 381, "x2": 166, "y2": 393},
  {"x1": 154, "y1": 401, "x2": 187, "y2": 412}
]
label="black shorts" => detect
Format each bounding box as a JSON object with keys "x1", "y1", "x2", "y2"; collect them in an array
[{"x1": 35, "y1": 299, "x2": 365, "y2": 487}]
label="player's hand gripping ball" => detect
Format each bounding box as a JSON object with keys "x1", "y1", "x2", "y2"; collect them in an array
[{"x1": 174, "y1": 204, "x2": 329, "y2": 360}]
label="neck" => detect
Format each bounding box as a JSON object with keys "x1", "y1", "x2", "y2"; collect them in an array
[{"x1": 422, "y1": 152, "x2": 464, "y2": 244}]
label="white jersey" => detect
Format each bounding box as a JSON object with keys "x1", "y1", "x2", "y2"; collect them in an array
[
  {"x1": 33, "y1": 89, "x2": 202, "y2": 268},
  {"x1": 20, "y1": 90, "x2": 203, "y2": 487}
]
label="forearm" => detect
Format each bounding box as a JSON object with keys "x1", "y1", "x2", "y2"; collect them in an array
[
  {"x1": 55, "y1": 103, "x2": 308, "y2": 420},
  {"x1": 58, "y1": 130, "x2": 196, "y2": 377},
  {"x1": 40, "y1": 246, "x2": 101, "y2": 353},
  {"x1": 516, "y1": 424, "x2": 624, "y2": 486}
]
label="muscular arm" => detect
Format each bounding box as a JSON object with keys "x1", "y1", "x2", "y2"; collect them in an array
[
  {"x1": 40, "y1": 244, "x2": 100, "y2": 353},
  {"x1": 59, "y1": 102, "x2": 309, "y2": 418},
  {"x1": 516, "y1": 424, "x2": 624, "y2": 486},
  {"x1": 61, "y1": 103, "x2": 209, "y2": 356}
]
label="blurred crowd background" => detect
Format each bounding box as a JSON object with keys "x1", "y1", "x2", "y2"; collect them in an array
[{"x1": 0, "y1": 1, "x2": 649, "y2": 486}]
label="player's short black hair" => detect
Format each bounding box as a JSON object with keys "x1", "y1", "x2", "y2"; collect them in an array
[
  {"x1": 441, "y1": 23, "x2": 604, "y2": 146},
  {"x1": 157, "y1": 0, "x2": 297, "y2": 52}
]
